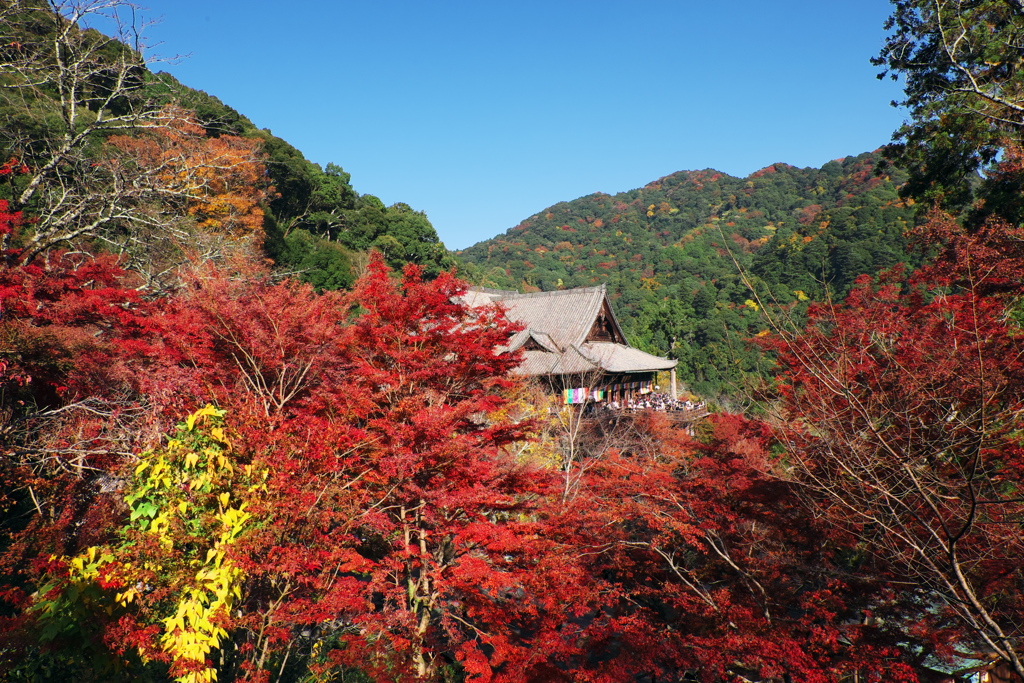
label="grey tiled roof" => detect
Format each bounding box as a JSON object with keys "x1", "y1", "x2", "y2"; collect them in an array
[
  {"x1": 493, "y1": 285, "x2": 610, "y2": 352},
  {"x1": 463, "y1": 285, "x2": 677, "y2": 377},
  {"x1": 510, "y1": 343, "x2": 677, "y2": 376},
  {"x1": 458, "y1": 287, "x2": 515, "y2": 309},
  {"x1": 578, "y1": 342, "x2": 678, "y2": 373}
]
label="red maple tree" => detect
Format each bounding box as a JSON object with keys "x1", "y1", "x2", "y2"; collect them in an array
[
  {"x1": 10, "y1": 253, "x2": 580, "y2": 682},
  {"x1": 540, "y1": 411, "x2": 918, "y2": 683},
  {"x1": 761, "y1": 266, "x2": 1024, "y2": 679}
]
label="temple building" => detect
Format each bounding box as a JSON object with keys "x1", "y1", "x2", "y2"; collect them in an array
[{"x1": 462, "y1": 285, "x2": 678, "y2": 404}]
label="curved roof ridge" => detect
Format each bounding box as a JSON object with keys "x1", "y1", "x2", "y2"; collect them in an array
[
  {"x1": 528, "y1": 329, "x2": 562, "y2": 354},
  {"x1": 490, "y1": 285, "x2": 605, "y2": 300},
  {"x1": 467, "y1": 285, "x2": 520, "y2": 296}
]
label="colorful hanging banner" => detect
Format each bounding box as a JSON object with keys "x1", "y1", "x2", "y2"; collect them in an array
[{"x1": 564, "y1": 387, "x2": 595, "y2": 405}]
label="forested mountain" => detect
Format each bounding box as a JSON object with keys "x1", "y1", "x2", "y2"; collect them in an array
[
  {"x1": 458, "y1": 153, "x2": 918, "y2": 396},
  {"x1": 4, "y1": 2, "x2": 1024, "y2": 681},
  {"x1": 162, "y1": 75, "x2": 455, "y2": 284},
  {"x1": 0, "y1": 5, "x2": 451, "y2": 290}
]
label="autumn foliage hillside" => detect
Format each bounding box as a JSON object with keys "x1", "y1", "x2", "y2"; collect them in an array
[
  {"x1": 458, "y1": 152, "x2": 916, "y2": 396},
  {"x1": 0, "y1": 2, "x2": 452, "y2": 293},
  {"x1": 2, "y1": 2, "x2": 1024, "y2": 682}
]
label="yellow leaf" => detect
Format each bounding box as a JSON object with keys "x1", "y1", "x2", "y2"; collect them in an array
[
  {"x1": 186, "y1": 404, "x2": 221, "y2": 431},
  {"x1": 116, "y1": 586, "x2": 137, "y2": 606}
]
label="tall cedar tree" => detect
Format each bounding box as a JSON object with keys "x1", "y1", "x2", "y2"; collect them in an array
[{"x1": 876, "y1": 0, "x2": 1024, "y2": 216}]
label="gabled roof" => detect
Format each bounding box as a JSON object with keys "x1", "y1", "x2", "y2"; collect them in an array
[
  {"x1": 467, "y1": 285, "x2": 626, "y2": 351},
  {"x1": 464, "y1": 285, "x2": 676, "y2": 377}
]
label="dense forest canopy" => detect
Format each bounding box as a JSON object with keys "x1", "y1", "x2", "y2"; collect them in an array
[
  {"x1": 458, "y1": 152, "x2": 918, "y2": 396},
  {"x1": 1, "y1": 1, "x2": 1023, "y2": 683}
]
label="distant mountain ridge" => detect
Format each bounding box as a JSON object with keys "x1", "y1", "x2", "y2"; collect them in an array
[{"x1": 457, "y1": 152, "x2": 918, "y2": 396}]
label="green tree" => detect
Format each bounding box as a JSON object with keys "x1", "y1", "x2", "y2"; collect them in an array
[
  {"x1": 693, "y1": 283, "x2": 718, "y2": 317},
  {"x1": 876, "y1": 0, "x2": 1024, "y2": 211},
  {"x1": 375, "y1": 202, "x2": 454, "y2": 276},
  {"x1": 279, "y1": 229, "x2": 356, "y2": 291}
]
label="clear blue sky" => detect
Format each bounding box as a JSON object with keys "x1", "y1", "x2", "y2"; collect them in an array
[{"x1": 134, "y1": 1, "x2": 907, "y2": 250}]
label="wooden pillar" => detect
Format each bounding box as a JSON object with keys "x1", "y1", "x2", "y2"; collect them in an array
[{"x1": 671, "y1": 368, "x2": 677, "y2": 400}]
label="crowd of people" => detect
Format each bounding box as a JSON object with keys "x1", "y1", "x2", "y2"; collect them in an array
[{"x1": 603, "y1": 392, "x2": 706, "y2": 413}]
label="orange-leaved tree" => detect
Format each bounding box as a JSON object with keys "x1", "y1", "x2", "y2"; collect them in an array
[{"x1": 106, "y1": 106, "x2": 270, "y2": 241}]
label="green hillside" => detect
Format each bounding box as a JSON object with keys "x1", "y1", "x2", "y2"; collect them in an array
[
  {"x1": 163, "y1": 75, "x2": 455, "y2": 281},
  {"x1": 458, "y1": 153, "x2": 918, "y2": 397},
  {"x1": 0, "y1": 7, "x2": 451, "y2": 288},
  {"x1": 0, "y1": 5, "x2": 916, "y2": 399}
]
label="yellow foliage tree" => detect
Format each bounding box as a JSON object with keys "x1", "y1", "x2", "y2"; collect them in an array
[{"x1": 34, "y1": 406, "x2": 265, "y2": 683}]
